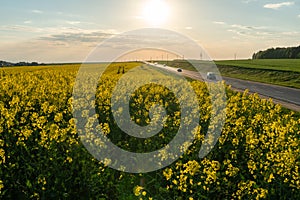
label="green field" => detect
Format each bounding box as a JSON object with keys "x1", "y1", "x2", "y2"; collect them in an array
[
  {"x1": 215, "y1": 59, "x2": 300, "y2": 88},
  {"x1": 215, "y1": 59, "x2": 300, "y2": 73}
]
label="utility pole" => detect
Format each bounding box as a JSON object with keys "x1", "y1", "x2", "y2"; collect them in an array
[{"x1": 167, "y1": 54, "x2": 168, "y2": 65}]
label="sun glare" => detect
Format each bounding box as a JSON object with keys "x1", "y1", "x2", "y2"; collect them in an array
[{"x1": 142, "y1": 0, "x2": 170, "y2": 26}]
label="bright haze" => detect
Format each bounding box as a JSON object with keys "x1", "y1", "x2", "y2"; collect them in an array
[{"x1": 0, "y1": 0, "x2": 299, "y2": 63}]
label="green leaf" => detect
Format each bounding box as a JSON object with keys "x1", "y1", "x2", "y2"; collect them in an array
[{"x1": 26, "y1": 180, "x2": 32, "y2": 188}]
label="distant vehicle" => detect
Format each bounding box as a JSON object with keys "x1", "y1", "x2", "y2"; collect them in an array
[
  {"x1": 163, "y1": 64, "x2": 166, "y2": 66},
  {"x1": 177, "y1": 68, "x2": 182, "y2": 72},
  {"x1": 207, "y1": 72, "x2": 216, "y2": 80}
]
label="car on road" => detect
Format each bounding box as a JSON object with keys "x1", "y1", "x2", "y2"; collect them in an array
[
  {"x1": 207, "y1": 72, "x2": 216, "y2": 80},
  {"x1": 177, "y1": 68, "x2": 182, "y2": 72}
]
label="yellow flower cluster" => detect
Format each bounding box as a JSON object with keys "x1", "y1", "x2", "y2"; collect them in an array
[
  {"x1": 163, "y1": 88, "x2": 299, "y2": 198},
  {"x1": 224, "y1": 159, "x2": 239, "y2": 177},
  {"x1": 233, "y1": 180, "x2": 268, "y2": 200},
  {"x1": 133, "y1": 185, "x2": 145, "y2": 196},
  {"x1": 0, "y1": 180, "x2": 3, "y2": 193}
]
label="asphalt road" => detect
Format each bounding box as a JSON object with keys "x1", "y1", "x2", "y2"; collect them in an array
[{"x1": 145, "y1": 62, "x2": 300, "y2": 112}]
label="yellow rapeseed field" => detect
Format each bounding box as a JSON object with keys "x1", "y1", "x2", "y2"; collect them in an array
[{"x1": 0, "y1": 63, "x2": 299, "y2": 199}]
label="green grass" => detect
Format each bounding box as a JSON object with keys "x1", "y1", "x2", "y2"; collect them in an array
[
  {"x1": 215, "y1": 59, "x2": 300, "y2": 88},
  {"x1": 218, "y1": 65, "x2": 300, "y2": 88},
  {"x1": 215, "y1": 59, "x2": 300, "y2": 72}
]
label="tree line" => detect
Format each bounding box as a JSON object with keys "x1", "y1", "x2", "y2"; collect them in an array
[
  {"x1": 0, "y1": 60, "x2": 42, "y2": 67},
  {"x1": 252, "y1": 45, "x2": 300, "y2": 59}
]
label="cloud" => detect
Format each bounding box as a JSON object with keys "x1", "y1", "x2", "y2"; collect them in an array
[
  {"x1": 0, "y1": 24, "x2": 113, "y2": 35},
  {"x1": 24, "y1": 20, "x2": 32, "y2": 24},
  {"x1": 231, "y1": 24, "x2": 267, "y2": 30},
  {"x1": 213, "y1": 21, "x2": 226, "y2": 25},
  {"x1": 31, "y1": 9, "x2": 43, "y2": 14},
  {"x1": 227, "y1": 29, "x2": 247, "y2": 36},
  {"x1": 212, "y1": 21, "x2": 272, "y2": 39},
  {"x1": 185, "y1": 27, "x2": 193, "y2": 30},
  {"x1": 213, "y1": 20, "x2": 267, "y2": 31},
  {"x1": 298, "y1": 14, "x2": 300, "y2": 18},
  {"x1": 0, "y1": 25, "x2": 43, "y2": 33},
  {"x1": 281, "y1": 31, "x2": 300, "y2": 35},
  {"x1": 225, "y1": 23, "x2": 276, "y2": 39},
  {"x1": 39, "y1": 31, "x2": 114, "y2": 44},
  {"x1": 264, "y1": 2, "x2": 294, "y2": 9},
  {"x1": 242, "y1": 0, "x2": 258, "y2": 3},
  {"x1": 66, "y1": 21, "x2": 81, "y2": 25},
  {"x1": 0, "y1": 25, "x2": 71, "y2": 34},
  {"x1": 231, "y1": 24, "x2": 250, "y2": 30},
  {"x1": 227, "y1": 23, "x2": 300, "y2": 43},
  {"x1": 0, "y1": 25, "x2": 117, "y2": 47}
]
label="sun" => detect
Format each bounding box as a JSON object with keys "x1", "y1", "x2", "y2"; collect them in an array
[{"x1": 142, "y1": 0, "x2": 170, "y2": 26}]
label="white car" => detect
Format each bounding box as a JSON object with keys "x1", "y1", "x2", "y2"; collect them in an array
[{"x1": 207, "y1": 72, "x2": 216, "y2": 80}]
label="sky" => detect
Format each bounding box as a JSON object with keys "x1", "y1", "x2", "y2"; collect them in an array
[{"x1": 0, "y1": 0, "x2": 299, "y2": 62}]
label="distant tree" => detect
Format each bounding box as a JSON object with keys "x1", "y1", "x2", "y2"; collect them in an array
[{"x1": 253, "y1": 45, "x2": 300, "y2": 59}]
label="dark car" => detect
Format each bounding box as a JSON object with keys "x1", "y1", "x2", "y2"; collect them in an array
[{"x1": 177, "y1": 68, "x2": 182, "y2": 72}]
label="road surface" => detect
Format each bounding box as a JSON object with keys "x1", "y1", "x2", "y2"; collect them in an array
[{"x1": 145, "y1": 62, "x2": 300, "y2": 112}]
